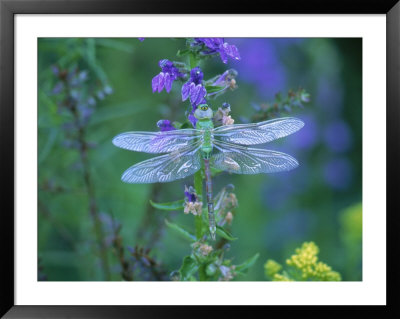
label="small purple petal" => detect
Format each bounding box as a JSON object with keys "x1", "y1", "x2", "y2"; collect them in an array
[
  {"x1": 184, "y1": 189, "x2": 197, "y2": 203},
  {"x1": 157, "y1": 72, "x2": 165, "y2": 93},
  {"x1": 190, "y1": 85, "x2": 207, "y2": 106},
  {"x1": 164, "y1": 73, "x2": 172, "y2": 93},
  {"x1": 138, "y1": 38, "x2": 145, "y2": 42},
  {"x1": 189, "y1": 84, "x2": 200, "y2": 105},
  {"x1": 194, "y1": 38, "x2": 240, "y2": 63},
  {"x1": 181, "y1": 82, "x2": 192, "y2": 101},
  {"x1": 218, "y1": 49, "x2": 228, "y2": 64},
  {"x1": 201, "y1": 38, "x2": 224, "y2": 50},
  {"x1": 152, "y1": 74, "x2": 160, "y2": 93},
  {"x1": 222, "y1": 43, "x2": 241, "y2": 61}
]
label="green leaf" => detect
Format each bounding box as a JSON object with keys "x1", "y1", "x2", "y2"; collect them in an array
[
  {"x1": 235, "y1": 253, "x2": 260, "y2": 273},
  {"x1": 216, "y1": 225, "x2": 237, "y2": 241},
  {"x1": 176, "y1": 49, "x2": 191, "y2": 57},
  {"x1": 205, "y1": 85, "x2": 225, "y2": 94},
  {"x1": 179, "y1": 256, "x2": 199, "y2": 281},
  {"x1": 150, "y1": 199, "x2": 184, "y2": 211},
  {"x1": 165, "y1": 219, "x2": 196, "y2": 242},
  {"x1": 180, "y1": 121, "x2": 192, "y2": 129}
]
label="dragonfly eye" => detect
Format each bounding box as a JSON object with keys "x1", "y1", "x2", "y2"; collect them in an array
[{"x1": 194, "y1": 105, "x2": 213, "y2": 120}]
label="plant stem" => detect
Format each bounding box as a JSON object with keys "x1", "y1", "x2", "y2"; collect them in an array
[
  {"x1": 198, "y1": 264, "x2": 207, "y2": 281},
  {"x1": 189, "y1": 54, "x2": 200, "y2": 70},
  {"x1": 65, "y1": 79, "x2": 111, "y2": 281},
  {"x1": 78, "y1": 130, "x2": 111, "y2": 281}
]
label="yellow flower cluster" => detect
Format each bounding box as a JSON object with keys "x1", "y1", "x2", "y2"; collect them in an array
[
  {"x1": 264, "y1": 260, "x2": 282, "y2": 278},
  {"x1": 273, "y1": 273, "x2": 294, "y2": 281},
  {"x1": 264, "y1": 242, "x2": 341, "y2": 281}
]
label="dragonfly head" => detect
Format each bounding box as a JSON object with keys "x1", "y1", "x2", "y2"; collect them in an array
[{"x1": 194, "y1": 104, "x2": 213, "y2": 120}]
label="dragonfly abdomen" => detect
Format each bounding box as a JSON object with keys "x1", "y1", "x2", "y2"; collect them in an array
[{"x1": 204, "y1": 158, "x2": 216, "y2": 240}]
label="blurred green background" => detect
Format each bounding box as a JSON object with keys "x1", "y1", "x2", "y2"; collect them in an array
[{"x1": 38, "y1": 38, "x2": 362, "y2": 281}]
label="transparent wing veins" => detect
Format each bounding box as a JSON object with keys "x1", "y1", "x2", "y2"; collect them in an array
[
  {"x1": 213, "y1": 117, "x2": 304, "y2": 145},
  {"x1": 212, "y1": 140, "x2": 299, "y2": 174},
  {"x1": 112, "y1": 129, "x2": 201, "y2": 154},
  {"x1": 121, "y1": 142, "x2": 202, "y2": 183}
]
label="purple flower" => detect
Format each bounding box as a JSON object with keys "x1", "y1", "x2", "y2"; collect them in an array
[
  {"x1": 207, "y1": 69, "x2": 238, "y2": 97},
  {"x1": 194, "y1": 38, "x2": 241, "y2": 64},
  {"x1": 184, "y1": 186, "x2": 197, "y2": 203},
  {"x1": 181, "y1": 66, "x2": 207, "y2": 107},
  {"x1": 157, "y1": 119, "x2": 176, "y2": 132},
  {"x1": 152, "y1": 59, "x2": 184, "y2": 93},
  {"x1": 138, "y1": 38, "x2": 145, "y2": 42},
  {"x1": 182, "y1": 82, "x2": 207, "y2": 107},
  {"x1": 189, "y1": 66, "x2": 203, "y2": 84}
]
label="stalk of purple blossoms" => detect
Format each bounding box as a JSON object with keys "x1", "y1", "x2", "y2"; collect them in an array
[
  {"x1": 152, "y1": 59, "x2": 185, "y2": 93},
  {"x1": 193, "y1": 38, "x2": 241, "y2": 64},
  {"x1": 181, "y1": 66, "x2": 208, "y2": 128}
]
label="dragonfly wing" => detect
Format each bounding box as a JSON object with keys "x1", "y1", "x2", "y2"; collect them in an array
[
  {"x1": 212, "y1": 140, "x2": 299, "y2": 174},
  {"x1": 213, "y1": 117, "x2": 304, "y2": 145},
  {"x1": 112, "y1": 129, "x2": 201, "y2": 154},
  {"x1": 121, "y1": 144, "x2": 202, "y2": 183}
]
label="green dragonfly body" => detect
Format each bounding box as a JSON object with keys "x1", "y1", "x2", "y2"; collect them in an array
[
  {"x1": 195, "y1": 105, "x2": 217, "y2": 239},
  {"x1": 112, "y1": 104, "x2": 304, "y2": 240}
]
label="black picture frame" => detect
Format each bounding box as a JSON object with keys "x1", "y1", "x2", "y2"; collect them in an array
[{"x1": 1, "y1": 0, "x2": 399, "y2": 317}]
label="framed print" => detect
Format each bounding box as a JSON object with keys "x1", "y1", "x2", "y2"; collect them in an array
[{"x1": 1, "y1": 0, "x2": 399, "y2": 317}]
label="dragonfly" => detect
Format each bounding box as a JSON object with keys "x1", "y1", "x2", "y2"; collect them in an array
[{"x1": 112, "y1": 104, "x2": 304, "y2": 240}]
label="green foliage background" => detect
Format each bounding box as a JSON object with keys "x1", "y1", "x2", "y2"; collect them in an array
[{"x1": 38, "y1": 38, "x2": 362, "y2": 281}]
